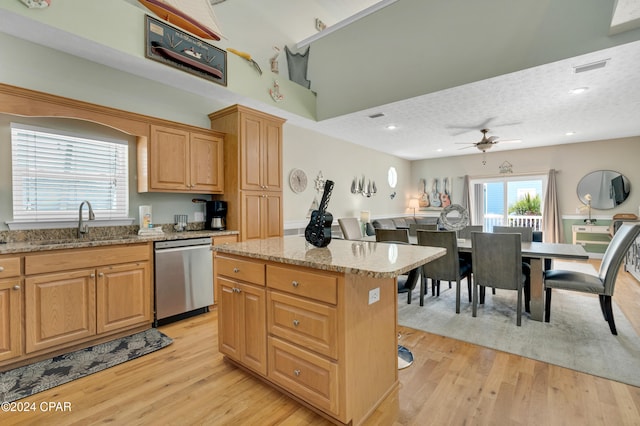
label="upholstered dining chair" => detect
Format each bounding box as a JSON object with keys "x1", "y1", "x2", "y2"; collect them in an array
[
  {"x1": 375, "y1": 228, "x2": 411, "y2": 243},
  {"x1": 492, "y1": 226, "x2": 533, "y2": 242},
  {"x1": 416, "y1": 230, "x2": 472, "y2": 312},
  {"x1": 492, "y1": 225, "x2": 534, "y2": 312},
  {"x1": 375, "y1": 228, "x2": 420, "y2": 304},
  {"x1": 338, "y1": 217, "x2": 362, "y2": 240},
  {"x1": 457, "y1": 225, "x2": 483, "y2": 240},
  {"x1": 544, "y1": 223, "x2": 640, "y2": 335},
  {"x1": 472, "y1": 232, "x2": 527, "y2": 326},
  {"x1": 409, "y1": 223, "x2": 438, "y2": 236}
]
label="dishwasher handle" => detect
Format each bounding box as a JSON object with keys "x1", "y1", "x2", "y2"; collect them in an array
[{"x1": 155, "y1": 245, "x2": 212, "y2": 254}]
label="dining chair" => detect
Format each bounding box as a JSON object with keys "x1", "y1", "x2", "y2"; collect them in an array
[
  {"x1": 471, "y1": 232, "x2": 527, "y2": 326},
  {"x1": 409, "y1": 223, "x2": 437, "y2": 236},
  {"x1": 456, "y1": 225, "x2": 483, "y2": 240},
  {"x1": 416, "y1": 230, "x2": 472, "y2": 312},
  {"x1": 375, "y1": 228, "x2": 421, "y2": 304},
  {"x1": 492, "y1": 225, "x2": 534, "y2": 312},
  {"x1": 544, "y1": 223, "x2": 640, "y2": 335},
  {"x1": 375, "y1": 228, "x2": 410, "y2": 243},
  {"x1": 492, "y1": 226, "x2": 533, "y2": 242},
  {"x1": 338, "y1": 217, "x2": 362, "y2": 240}
]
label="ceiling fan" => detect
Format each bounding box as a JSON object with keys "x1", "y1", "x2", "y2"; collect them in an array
[{"x1": 456, "y1": 128, "x2": 521, "y2": 152}]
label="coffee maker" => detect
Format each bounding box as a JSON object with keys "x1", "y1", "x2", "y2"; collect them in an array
[{"x1": 205, "y1": 200, "x2": 227, "y2": 230}]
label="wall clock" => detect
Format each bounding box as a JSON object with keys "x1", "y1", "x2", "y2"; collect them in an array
[{"x1": 289, "y1": 168, "x2": 308, "y2": 193}]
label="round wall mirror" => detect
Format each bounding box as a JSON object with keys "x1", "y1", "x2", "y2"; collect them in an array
[
  {"x1": 577, "y1": 170, "x2": 631, "y2": 209},
  {"x1": 387, "y1": 166, "x2": 398, "y2": 188}
]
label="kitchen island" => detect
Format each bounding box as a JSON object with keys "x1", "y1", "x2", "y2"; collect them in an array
[{"x1": 212, "y1": 236, "x2": 445, "y2": 425}]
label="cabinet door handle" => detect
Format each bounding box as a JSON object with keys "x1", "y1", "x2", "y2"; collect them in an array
[
  {"x1": 233, "y1": 287, "x2": 241, "y2": 293},
  {"x1": 233, "y1": 267, "x2": 240, "y2": 273},
  {"x1": 293, "y1": 369, "x2": 301, "y2": 377},
  {"x1": 291, "y1": 280, "x2": 299, "y2": 288},
  {"x1": 293, "y1": 319, "x2": 300, "y2": 327},
  {"x1": 98, "y1": 272, "x2": 104, "y2": 277},
  {"x1": 13, "y1": 285, "x2": 20, "y2": 291},
  {"x1": 0, "y1": 266, "x2": 4, "y2": 272},
  {"x1": 90, "y1": 273, "x2": 95, "y2": 278}
]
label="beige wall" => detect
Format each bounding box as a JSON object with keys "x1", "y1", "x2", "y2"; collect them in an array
[{"x1": 410, "y1": 137, "x2": 640, "y2": 220}]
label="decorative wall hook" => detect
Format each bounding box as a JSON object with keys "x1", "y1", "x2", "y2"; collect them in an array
[{"x1": 351, "y1": 175, "x2": 377, "y2": 197}]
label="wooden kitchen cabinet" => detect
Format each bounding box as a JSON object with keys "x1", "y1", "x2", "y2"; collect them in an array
[
  {"x1": 0, "y1": 256, "x2": 23, "y2": 363},
  {"x1": 139, "y1": 124, "x2": 224, "y2": 193},
  {"x1": 242, "y1": 192, "x2": 282, "y2": 240},
  {"x1": 215, "y1": 254, "x2": 267, "y2": 375},
  {"x1": 23, "y1": 244, "x2": 152, "y2": 356},
  {"x1": 96, "y1": 262, "x2": 151, "y2": 334},
  {"x1": 208, "y1": 105, "x2": 286, "y2": 241},
  {"x1": 25, "y1": 269, "x2": 97, "y2": 353}
]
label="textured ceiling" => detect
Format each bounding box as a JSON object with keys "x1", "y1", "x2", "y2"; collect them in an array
[{"x1": 1, "y1": 0, "x2": 640, "y2": 161}]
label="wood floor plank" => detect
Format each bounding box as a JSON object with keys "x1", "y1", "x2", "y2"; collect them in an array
[{"x1": 2, "y1": 261, "x2": 640, "y2": 425}]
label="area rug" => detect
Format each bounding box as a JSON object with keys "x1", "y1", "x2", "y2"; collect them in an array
[
  {"x1": 398, "y1": 262, "x2": 640, "y2": 387},
  {"x1": 0, "y1": 328, "x2": 173, "y2": 403}
]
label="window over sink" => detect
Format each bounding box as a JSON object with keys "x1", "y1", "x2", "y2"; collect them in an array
[{"x1": 10, "y1": 123, "x2": 129, "y2": 227}]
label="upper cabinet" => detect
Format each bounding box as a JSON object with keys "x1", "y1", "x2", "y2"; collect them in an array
[
  {"x1": 138, "y1": 124, "x2": 224, "y2": 194},
  {"x1": 240, "y1": 113, "x2": 283, "y2": 191},
  {"x1": 208, "y1": 105, "x2": 286, "y2": 241}
]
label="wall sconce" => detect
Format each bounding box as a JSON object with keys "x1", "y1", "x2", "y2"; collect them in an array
[
  {"x1": 351, "y1": 175, "x2": 377, "y2": 197},
  {"x1": 408, "y1": 199, "x2": 420, "y2": 217}
]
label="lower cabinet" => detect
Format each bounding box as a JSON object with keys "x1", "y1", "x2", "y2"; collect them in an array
[
  {"x1": 22, "y1": 244, "x2": 152, "y2": 358},
  {"x1": 218, "y1": 277, "x2": 266, "y2": 375},
  {"x1": 216, "y1": 253, "x2": 382, "y2": 424},
  {"x1": 0, "y1": 278, "x2": 22, "y2": 362}
]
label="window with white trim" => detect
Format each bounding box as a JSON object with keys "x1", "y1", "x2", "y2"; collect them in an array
[{"x1": 11, "y1": 123, "x2": 129, "y2": 223}]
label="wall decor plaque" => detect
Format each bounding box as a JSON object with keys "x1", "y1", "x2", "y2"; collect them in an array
[{"x1": 144, "y1": 15, "x2": 227, "y2": 86}]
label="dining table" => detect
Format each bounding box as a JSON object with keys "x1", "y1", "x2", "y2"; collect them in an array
[{"x1": 364, "y1": 235, "x2": 590, "y2": 321}]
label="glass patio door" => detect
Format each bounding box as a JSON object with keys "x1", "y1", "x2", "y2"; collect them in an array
[{"x1": 471, "y1": 175, "x2": 546, "y2": 232}]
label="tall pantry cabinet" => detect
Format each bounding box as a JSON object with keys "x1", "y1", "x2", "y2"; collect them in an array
[{"x1": 208, "y1": 105, "x2": 286, "y2": 241}]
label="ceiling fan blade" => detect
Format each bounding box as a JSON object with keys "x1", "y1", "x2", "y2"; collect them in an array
[
  {"x1": 487, "y1": 136, "x2": 499, "y2": 142},
  {"x1": 454, "y1": 142, "x2": 476, "y2": 145},
  {"x1": 499, "y1": 139, "x2": 522, "y2": 143},
  {"x1": 458, "y1": 145, "x2": 476, "y2": 150}
]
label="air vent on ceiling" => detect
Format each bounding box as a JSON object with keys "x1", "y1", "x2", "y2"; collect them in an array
[
  {"x1": 368, "y1": 113, "x2": 385, "y2": 119},
  {"x1": 574, "y1": 59, "x2": 609, "y2": 74}
]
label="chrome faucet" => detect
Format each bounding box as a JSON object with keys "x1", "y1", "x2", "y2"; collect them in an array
[{"x1": 78, "y1": 200, "x2": 95, "y2": 238}]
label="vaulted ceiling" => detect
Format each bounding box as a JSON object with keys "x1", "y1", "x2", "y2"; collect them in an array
[{"x1": 2, "y1": 0, "x2": 640, "y2": 160}]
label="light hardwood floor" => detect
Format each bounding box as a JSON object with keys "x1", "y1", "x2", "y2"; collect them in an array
[{"x1": 4, "y1": 260, "x2": 640, "y2": 425}]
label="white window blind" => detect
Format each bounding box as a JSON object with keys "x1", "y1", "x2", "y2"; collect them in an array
[{"x1": 11, "y1": 123, "x2": 129, "y2": 222}]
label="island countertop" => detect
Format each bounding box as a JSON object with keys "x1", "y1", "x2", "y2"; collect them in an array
[{"x1": 212, "y1": 235, "x2": 446, "y2": 278}]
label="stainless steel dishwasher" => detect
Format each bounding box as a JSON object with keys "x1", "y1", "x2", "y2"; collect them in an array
[{"x1": 154, "y1": 237, "x2": 213, "y2": 325}]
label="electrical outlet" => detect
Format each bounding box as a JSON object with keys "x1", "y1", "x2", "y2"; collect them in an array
[{"x1": 368, "y1": 287, "x2": 380, "y2": 305}]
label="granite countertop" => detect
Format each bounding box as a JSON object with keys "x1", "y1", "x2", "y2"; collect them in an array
[
  {"x1": 212, "y1": 236, "x2": 446, "y2": 278},
  {"x1": 0, "y1": 230, "x2": 238, "y2": 255}
]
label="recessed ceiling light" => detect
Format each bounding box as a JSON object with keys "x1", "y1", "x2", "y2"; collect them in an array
[
  {"x1": 436, "y1": 148, "x2": 443, "y2": 152},
  {"x1": 565, "y1": 131, "x2": 576, "y2": 136},
  {"x1": 385, "y1": 124, "x2": 397, "y2": 130},
  {"x1": 570, "y1": 87, "x2": 589, "y2": 94}
]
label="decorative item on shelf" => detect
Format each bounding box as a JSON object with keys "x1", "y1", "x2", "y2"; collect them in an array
[
  {"x1": 351, "y1": 175, "x2": 377, "y2": 197},
  {"x1": 227, "y1": 47, "x2": 262, "y2": 74},
  {"x1": 499, "y1": 161, "x2": 513, "y2": 174},
  {"x1": 269, "y1": 80, "x2": 284, "y2": 102},
  {"x1": 360, "y1": 210, "x2": 371, "y2": 236},
  {"x1": 581, "y1": 193, "x2": 596, "y2": 225},
  {"x1": 270, "y1": 46, "x2": 280, "y2": 73},
  {"x1": 304, "y1": 180, "x2": 335, "y2": 248},
  {"x1": 439, "y1": 204, "x2": 469, "y2": 231},
  {"x1": 408, "y1": 199, "x2": 420, "y2": 217}
]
